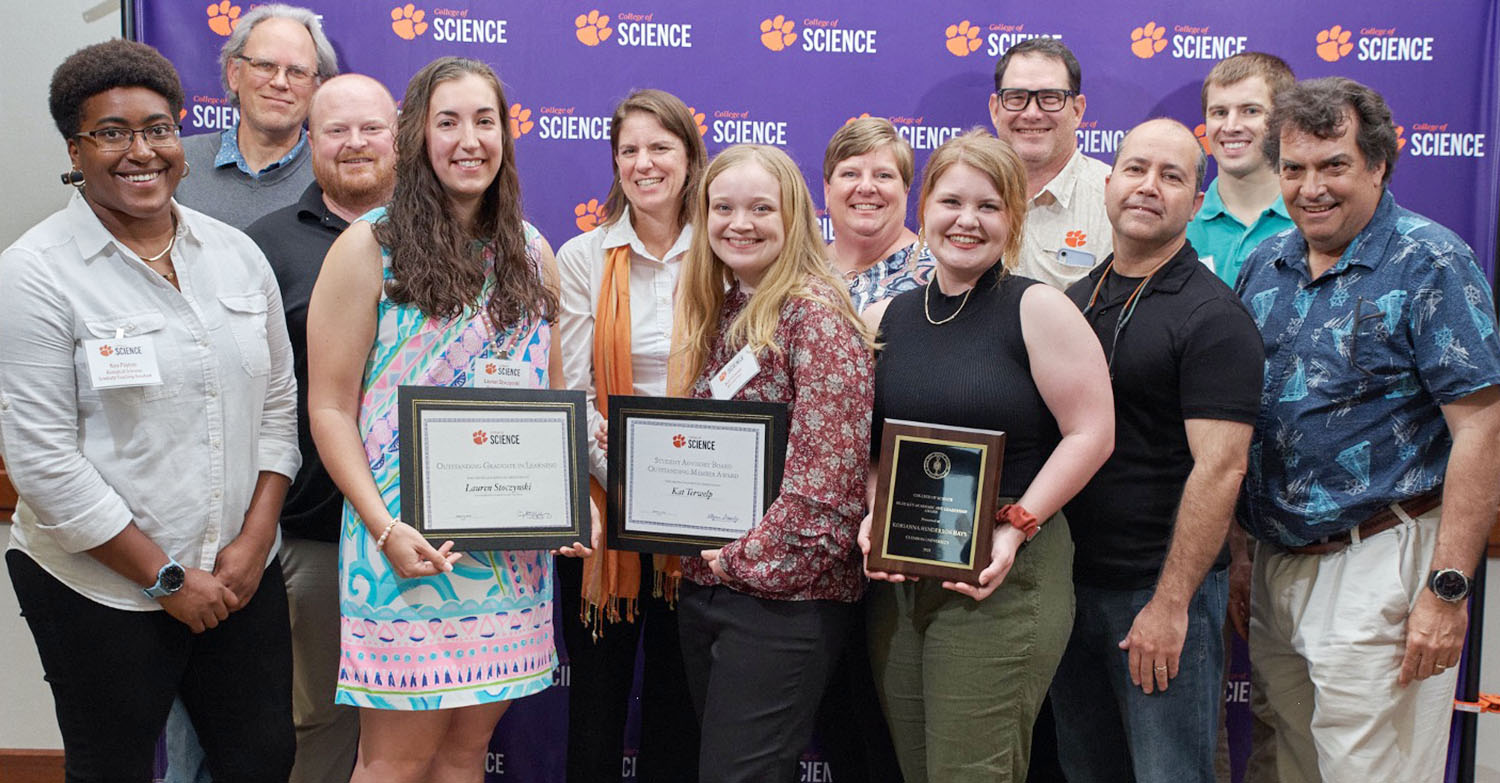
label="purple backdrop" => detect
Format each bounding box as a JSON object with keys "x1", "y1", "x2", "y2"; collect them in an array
[{"x1": 135, "y1": 1, "x2": 1498, "y2": 780}]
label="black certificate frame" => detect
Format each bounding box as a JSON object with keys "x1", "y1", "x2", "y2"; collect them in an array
[
  {"x1": 867, "y1": 419, "x2": 1005, "y2": 584},
  {"x1": 606, "y1": 395, "x2": 789, "y2": 556},
  {"x1": 397, "y1": 385, "x2": 590, "y2": 551}
]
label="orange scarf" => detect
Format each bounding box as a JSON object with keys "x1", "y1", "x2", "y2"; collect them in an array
[{"x1": 580, "y1": 244, "x2": 681, "y2": 636}]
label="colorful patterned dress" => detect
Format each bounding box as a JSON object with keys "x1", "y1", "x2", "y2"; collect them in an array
[{"x1": 336, "y1": 209, "x2": 557, "y2": 710}]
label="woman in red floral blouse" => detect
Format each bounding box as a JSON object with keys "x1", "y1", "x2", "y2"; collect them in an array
[{"x1": 670, "y1": 143, "x2": 875, "y2": 782}]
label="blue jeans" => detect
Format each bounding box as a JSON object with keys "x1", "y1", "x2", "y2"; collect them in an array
[
  {"x1": 1050, "y1": 569, "x2": 1228, "y2": 783},
  {"x1": 163, "y1": 698, "x2": 213, "y2": 783}
]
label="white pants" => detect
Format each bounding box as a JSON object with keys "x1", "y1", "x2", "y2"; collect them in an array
[{"x1": 1249, "y1": 505, "x2": 1457, "y2": 783}]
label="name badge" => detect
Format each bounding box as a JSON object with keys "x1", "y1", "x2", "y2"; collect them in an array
[
  {"x1": 472, "y1": 356, "x2": 532, "y2": 389},
  {"x1": 84, "y1": 333, "x2": 162, "y2": 389},
  {"x1": 1200, "y1": 254, "x2": 1216, "y2": 272},
  {"x1": 709, "y1": 345, "x2": 760, "y2": 400}
]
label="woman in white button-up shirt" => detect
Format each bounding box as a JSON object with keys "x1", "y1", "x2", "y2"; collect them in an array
[
  {"x1": 554, "y1": 88, "x2": 707, "y2": 782},
  {"x1": 0, "y1": 40, "x2": 300, "y2": 782}
]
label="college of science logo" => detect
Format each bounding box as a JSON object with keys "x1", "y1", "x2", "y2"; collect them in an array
[
  {"x1": 575, "y1": 9, "x2": 693, "y2": 48},
  {"x1": 470, "y1": 429, "x2": 521, "y2": 446},
  {"x1": 1076, "y1": 120, "x2": 1126, "y2": 156},
  {"x1": 1129, "y1": 21, "x2": 1248, "y2": 60},
  {"x1": 758, "y1": 14, "x2": 878, "y2": 54},
  {"x1": 1314, "y1": 25, "x2": 1435, "y2": 62},
  {"x1": 520, "y1": 105, "x2": 706, "y2": 143},
  {"x1": 205, "y1": 0, "x2": 241, "y2": 36},
  {"x1": 389, "y1": 5, "x2": 508, "y2": 44},
  {"x1": 922, "y1": 451, "x2": 951, "y2": 480},
  {"x1": 846, "y1": 113, "x2": 961, "y2": 152},
  {"x1": 943, "y1": 21, "x2": 1062, "y2": 58},
  {"x1": 1401, "y1": 121, "x2": 1487, "y2": 158},
  {"x1": 672, "y1": 434, "x2": 716, "y2": 450}
]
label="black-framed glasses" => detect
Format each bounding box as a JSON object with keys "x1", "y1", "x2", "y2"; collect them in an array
[
  {"x1": 1349, "y1": 296, "x2": 1385, "y2": 377},
  {"x1": 996, "y1": 88, "x2": 1079, "y2": 113},
  {"x1": 234, "y1": 55, "x2": 318, "y2": 86},
  {"x1": 74, "y1": 124, "x2": 181, "y2": 152}
]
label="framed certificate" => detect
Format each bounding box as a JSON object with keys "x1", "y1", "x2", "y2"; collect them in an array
[
  {"x1": 606, "y1": 395, "x2": 789, "y2": 556},
  {"x1": 867, "y1": 419, "x2": 1005, "y2": 584},
  {"x1": 397, "y1": 386, "x2": 590, "y2": 551}
]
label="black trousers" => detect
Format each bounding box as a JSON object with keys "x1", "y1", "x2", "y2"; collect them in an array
[
  {"x1": 7, "y1": 550, "x2": 293, "y2": 783},
  {"x1": 556, "y1": 554, "x2": 699, "y2": 783},
  {"x1": 678, "y1": 581, "x2": 853, "y2": 783}
]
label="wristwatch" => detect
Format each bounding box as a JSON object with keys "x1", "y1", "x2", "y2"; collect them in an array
[
  {"x1": 143, "y1": 557, "x2": 186, "y2": 599},
  {"x1": 1428, "y1": 568, "x2": 1472, "y2": 603}
]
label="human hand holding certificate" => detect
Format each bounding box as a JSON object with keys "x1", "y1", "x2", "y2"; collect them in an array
[
  {"x1": 398, "y1": 386, "x2": 590, "y2": 551},
  {"x1": 606, "y1": 396, "x2": 788, "y2": 556}
]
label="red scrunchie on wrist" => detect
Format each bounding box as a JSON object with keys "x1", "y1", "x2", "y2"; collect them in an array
[{"x1": 997, "y1": 504, "x2": 1039, "y2": 542}]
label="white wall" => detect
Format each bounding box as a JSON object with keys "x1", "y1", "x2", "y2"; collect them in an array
[{"x1": 0, "y1": 0, "x2": 115, "y2": 750}]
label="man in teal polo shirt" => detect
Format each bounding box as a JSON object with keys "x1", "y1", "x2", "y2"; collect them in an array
[{"x1": 1186, "y1": 53, "x2": 1295, "y2": 286}]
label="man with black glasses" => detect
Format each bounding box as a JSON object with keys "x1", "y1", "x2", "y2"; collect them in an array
[
  {"x1": 988, "y1": 38, "x2": 1112, "y2": 290},
  {"x1": 174, "y1": 3, "x2": 338, "y2": 229}
]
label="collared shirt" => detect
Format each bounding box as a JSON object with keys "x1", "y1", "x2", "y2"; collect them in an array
[
  {"x1": 214, "y1": 122, "x2": 309, "y2": 178},
  {"x1": 0, "y1": 192, "x2": 301, "y2": 610},
  {"x1": 1063, "y1": 241, "x2": 1263, "y2": 589},
  {"x1": 1235, "y1": 191, "x2": 1500, "y2": 547},
  {"x1": 840, "y1": 240, "x2": 935, "y2": 313},
  {"x1": 1186, "y1": 177, "x2": 1293, "y2": 286},
  {"x1": 556, "y1": 208, "x2": 691, "y2": 484},
  {"x1": 682, "y1": 278, "x2": 873, "y2": 603},
  {"x1": 1014, "y1": 149, "x2": 1114, "y2": 290},
  {"x1": 245, "y1": 183, "x2": 349, "y2": 542}
]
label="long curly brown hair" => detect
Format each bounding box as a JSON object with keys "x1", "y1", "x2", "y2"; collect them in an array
[{"x1": 375, "y1": 57, "x2": 557, "y2": 328}]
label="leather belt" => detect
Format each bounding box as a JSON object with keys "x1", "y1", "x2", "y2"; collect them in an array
[{"x1": 1282, "y1": 490, "x2": 1442, "y2": 556}]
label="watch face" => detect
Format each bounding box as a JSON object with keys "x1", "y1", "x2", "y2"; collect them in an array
[
  {"x1": 1433, "y1": 570, "x2": 1469, "y2": 601},
  {"x1": 160, "y1": 564, "x2": 186, "y2": 593}
]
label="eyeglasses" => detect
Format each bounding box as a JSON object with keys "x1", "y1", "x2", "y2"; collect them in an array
[
  {"x1": 74, "y1": 124, "x2": 181, "y2": 152},
  {"x1": 1349, "y1": 297, "x2": 1385, "y2": 377},
  {"x1": 234, "y1": 55, "x2": 318, "y2": 86},
  {"x1": 996, "y1": 88, "x2": 1079, "y2": 113}
]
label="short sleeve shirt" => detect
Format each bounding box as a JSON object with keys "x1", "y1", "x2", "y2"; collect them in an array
[
  {"x1": 1013, "y1": 150, "x2": 1114, "y2": 291},
  {"x1": 1235, "y1": 191, "x2": 1500, "y2": 547},
  {"x1": 1185, "y1": 177, "x2": 1293, "y2": 286}
]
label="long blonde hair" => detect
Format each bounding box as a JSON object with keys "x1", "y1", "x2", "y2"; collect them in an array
[{"x1": 671, "y1": 145, "x2": 871, "y2": 395}]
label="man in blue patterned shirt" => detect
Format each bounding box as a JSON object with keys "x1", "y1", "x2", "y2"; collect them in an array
[{"x1": 1234, "y1": 77, "x2": 1500, "y2": 782}]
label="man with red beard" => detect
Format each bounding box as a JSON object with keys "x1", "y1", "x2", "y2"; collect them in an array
[
  {"x1": 988, "y1": 38, "x2": 1112, "y2": 291},
  {"x1": 243, "y1": 73, "x2": 398, "y2": 783}
]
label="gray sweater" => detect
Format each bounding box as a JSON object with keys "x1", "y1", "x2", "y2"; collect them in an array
[{"x1": 173, "y1": 128, "x2": 314, "y2": 230}]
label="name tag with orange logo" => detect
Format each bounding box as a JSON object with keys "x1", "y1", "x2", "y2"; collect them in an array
[
  {"x1": 83, "y1": 335, "x2": 162, "y2": 389},
  {"x1": 471, "y1": 357, "x2": 532, "y2": 389},
  {"x1": 710, "y1": 346, "x2": 760, "y2": 400}
]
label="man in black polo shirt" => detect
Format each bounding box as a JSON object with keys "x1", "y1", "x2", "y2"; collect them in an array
[
  {"x1": 1050, "y1": 119, "x2": 1264, "y2": 783},
  {"x1": 244, "y1": 73, "x2": 397, "y2": 783}
]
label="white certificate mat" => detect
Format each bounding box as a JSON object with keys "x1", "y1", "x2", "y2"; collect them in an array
[
  {"x1": 418, "y1": 409, "x2": 573, "y2": 532},
  {"x1": 623, "y1": 417, "x2": 766, "y2": 539}
]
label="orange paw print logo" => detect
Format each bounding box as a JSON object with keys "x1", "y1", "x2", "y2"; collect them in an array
[
  {"x1": 846, "y1": 112, "x2": 872, "y2": 125},
  {"x1": 686, "y1": 107, "x2": 707, "y2": 137},
  {"x1": 1065, "y1": 230, "x2": 1087, "y2": 248},
  {"x1": 472, "y1": 430, "x2": 487, "y2": 445},
  {"x1": 1130, "y1": 22, "x2": 1168, "y2": 59},
  {"x1": 390, "y1": 4, "x2": 427, "y2": 40},
  {"x1": 1193, "y1": 123, "x2": 1212, "y2": 155},
  {"x1": 484, "y1": 362, "x2": 498, "y2": 374},
  {"x1": 1316, "y1": 26, "x2": 1353, "y2": 62},
  {"x1": 672, "y1": 434, "x2": 686, "y2": 448},
  {"x1": 179, "y1": 108, "x2": 188, "y2": 123},
  {"x1": 206, "y1": 0, "x2": 241, "y2": 36},
  {"x1": 1395, "y1": 125, "x2": 1407, "y2": 153},
  {"x1": 944, "y1": 21, "x2": 982, "y2": 57},
  {"x1": 575, "y1": 199, "x2": 607, "y2": 232},
  {"x1": 759, "y1": 15, "x2": 797, "y2": 52},
  {"x1": 99, "y1": 344, "x2": 114, "y2": 357},
  {"x1": 575, "y1": 10, "x2": 612, "y2": 46},
  {"x1": 508, "y1": 104, "x2": 533, "y2": 139}
]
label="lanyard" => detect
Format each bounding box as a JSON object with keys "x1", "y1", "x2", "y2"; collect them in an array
[{"x1": 1083, "y1": 256, "x2": 1171, "y2": 376}]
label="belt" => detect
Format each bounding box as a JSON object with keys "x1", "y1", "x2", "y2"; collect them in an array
[{"x1": 1282, "y1": 490, "x2": 1442, "y2": 556}]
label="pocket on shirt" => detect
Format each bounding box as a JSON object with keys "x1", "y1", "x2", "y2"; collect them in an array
[
  {"x1": 81, "y1": 310, "x2": 181, "y2": 402},
  {"x1": 218, "y1": 293, "x2": 272, "y2": 377}
]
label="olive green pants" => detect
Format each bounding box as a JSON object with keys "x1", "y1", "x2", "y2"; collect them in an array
[{"x1": 867, "y1": 511, "x2": 1075, "y2": 783}]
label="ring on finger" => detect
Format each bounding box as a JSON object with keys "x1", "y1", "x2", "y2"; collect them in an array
[{"x1": 1154, "y1": 664, "x2": 1168, "y2": 672}]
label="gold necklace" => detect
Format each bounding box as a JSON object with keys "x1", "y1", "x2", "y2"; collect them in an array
[
  {"x1": 923, "y1": 280, "x2": 974, "y2": 325},
  {"x1": 140, "y1": 232, "x2": 176, "y2": 263}
]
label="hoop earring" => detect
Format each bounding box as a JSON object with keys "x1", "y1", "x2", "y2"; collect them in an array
[{"x1": 181, "y1": 161, "x2": 191, "y2": 179}]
